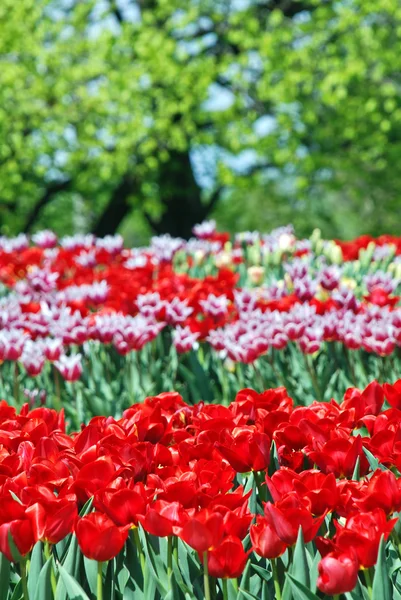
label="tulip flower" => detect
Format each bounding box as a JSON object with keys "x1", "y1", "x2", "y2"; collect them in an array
[
  {"x1": 333, "y1": 509, "x2": 397, "y2": 568},
  {"x1": 250, "y1": 516, "x2": 287, "y2": 559},
  {"x1": 26, "y1": 499, "x2": 77, "y2": 544},
  {"x1": 264, "y1": 496, "x2": 326, "y2": 546},
  {"x1": 177, "y1": 509, "x2": 224, "y2": 553},
  {"x1": 75, "y1": 512, "x2": 129, "y2": 562},
  {"x1": 94, "y1": 485, "x2": 147, "y2": 527},
  {"x1": 317, "y1": 550, "x2": 359, "y2": 595},
  {"x1": 383, "y1": 379, "x2": 401, "y2": 410},
  {"x1": 204, "y1": 535, "x2": 250, "y2": 578}
]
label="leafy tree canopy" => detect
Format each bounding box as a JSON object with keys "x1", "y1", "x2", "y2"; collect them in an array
[{"x1": 1, "y1": 0, "x2": 400, "y2": 240}]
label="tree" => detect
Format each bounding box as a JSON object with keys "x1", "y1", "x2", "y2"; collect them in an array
[{"x1": 0, "y1": 0, "x2": 401, "y2": 240}]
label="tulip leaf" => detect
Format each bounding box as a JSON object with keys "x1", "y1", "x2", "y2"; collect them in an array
[
  {"x1": 9, "y1": 580, "x2": 22, "y2": 600},
  {"x1": 237, "y1": 560, "x2": 252, "y2": 600},
  {"x1": 393, "y1": 587, "x2": 401, "y2": 600},
  {"x1": 33, "y1": 557, "x2": 53, "y2": 600},
  {"x1": 138, "y1": 528, "x2": 168, "y2": 595},
  {"x1": 237, "y1": 590, "x2": 260, "y2": 600},
  {"x1": 56, "y1": 562, "x2": 91, "y2": 600},
  {"x1": 261, "y1": 581, "x2": 269, "y2": 600},
  {"x1": 352, "y1": 456, "x2": 361, "y2": 481},
  {"x1": 286, "y1": 574, "x2": 320, "y2": 600},
  {"x1": 7, "y1": 531, "x2": 22, "y2": 563},
  {"x1": 0, "y1": 552, "x2": 10, "y2": 600},
  {"x1": 55, "y1": 535, "x2": 81, "y2": 600},
  {"x1": 176, "y1": 539, "x2": 203, "y2": 594},
  {"x1": 83, "y1": 557, "x2": 97, "y2": 597},
  {"x1": 372, "y1": 536, "x2": 392, "y2": 600},
  {"x1": 363, "y1": 447, "x2": 388, "y2": 472},
  {"x1": 291, "y1": 528, "x2": 310, "y2": 589},
  {"x1": 28, "y1": 542, "x2": 44, "y2": 600},
  {"x1": 251, "y1": 564, "x2": 272, "y2": 583}
]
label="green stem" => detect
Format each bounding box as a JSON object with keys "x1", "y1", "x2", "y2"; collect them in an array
[
  {"x1": 132, "y1": 527, "x2": 146, "y2": 573},
  {"x1": 254, "y1": 470, "x2": 267, "y2": 503},
  {"x1": 44, "y1": 543, "x2": 57, "y2": 596},
  {"x1": 363, "y1": 568, "x2": 372, "y2": 598},
  {"x1": 53, "y1": 366, "x2": 62, "y2": 411},
  {"x1": 222, "y1": 578, "x2": 228, "y2": 600},
  {"x1": 267, "y1": 352, "x2": 287, "y2": 389},
  {"x1": 203, "y1": 551, "x2": 211, "y2": 600},
  {"x1": 20, "y1": 559, "x2": 29, "y2": 600},
  {"x1": 302, "y1": 353, "x2": 322, "y2": 402},
  {"x1": 271, "y1": 559, "x2": 282, "y2": 600},
  {"x1": 13, "y1": 361, "x2": 19, "y2": 407},
  {"x1": 97, "y1": 561, "x2": 103, "y2": 600},
  {"x1": 167, "y1": 536, "x2": 173, "y2": 579},
  {"x1": 173, "y1": 536, "x2": 178, "y2": 563}
]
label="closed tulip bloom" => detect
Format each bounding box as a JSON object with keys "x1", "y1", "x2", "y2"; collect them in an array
[
  {"x1": 317, "y1": 551, "x2": 359, "y2": 595},
  {"x1": 250, "y1": 516, "x2": 287, "y2": 559},
  {"x1": 177, "y1": 509, "x2": 224, "y2": 553},
  {"x1": 75, "y1": 512, "x2": 129, "y2": 562},
  {"x1": 205, "y1": 536, "x2": 250, "y2": 578},
  {"x1": 26, "y1": 499, "x2": 77, "y2": 544}
]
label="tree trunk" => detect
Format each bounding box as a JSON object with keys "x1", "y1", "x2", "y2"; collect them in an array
[
  {"x1": 93, "y1": 176, "x2": 134, "y2": 237},
  {"x1": 152, "y1": 150, "x2": 210, "y2": 239}
]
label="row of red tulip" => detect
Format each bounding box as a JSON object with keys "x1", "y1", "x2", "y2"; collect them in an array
[{"x1": 2, "y1": 380, "x2": 401, "y2": 597}]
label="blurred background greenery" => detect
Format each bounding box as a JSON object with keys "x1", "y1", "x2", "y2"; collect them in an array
[{"x1": 1, "y1": 0, "x2": 400, "y2": 244}]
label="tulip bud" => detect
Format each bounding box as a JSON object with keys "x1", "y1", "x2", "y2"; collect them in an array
[
  {"x1": 278, "y1": 233, "x2": 295, "y2": 251},
  {"x1": 215, "y1": 251, "x2": 232, "y2": 268},
  {"x1": 317, "y1": 551, "x2": 359, "y2": 595},
  {"x1": 247, "y1": 266, "x2": 265, "y2": 285},
  {"x1": 331, "y1": 244, "x2": 343, "y2": 265}
]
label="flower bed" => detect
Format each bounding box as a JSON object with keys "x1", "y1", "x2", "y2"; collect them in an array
[
  {"x1": 0, "y1": 224, "x2": 400, "y2": 423},
  {"x1": 1, "y1": 381, "x2": 401, "y2": 599},
  {"x1": 0, "y1": 223, "x2": 401, "y2": 598}
]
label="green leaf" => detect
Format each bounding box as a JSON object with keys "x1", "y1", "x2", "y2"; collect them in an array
[
  {"x1": 237, "y1": 590, "x2": 259, "y2": 600},
  {"x1": 9, "y1": 581, "x2": 22, "y2": 600},
  {"x1": 352, "y1": 456, "x2": 361, "y2": 481},
  {"x1": 83, "y1": 557, "x2": 98, "y2": 597},
  {"x1": 291, "y1": 528, "x2": 310, "y2": 589},
  {"x1": 33, "y1": 557, "x2": 54, "y2": 600},
  {"x1": 7, "y1": 531, "x2": 22, "y2": 563},
  {"x1": 138, "y1": 527, "x2": 168, "y2": 595},
  {"x1": 28, "y1": 542, "x2": 44, "y2": 600},
  {"x1": 0, "y1": 552, "x2": 11, "y2": 600},
  {"x1": 56, "y1": 562, "x2": 91, "y2": 600},
  {"x1": 363, "y1": 448, "x2": 387, "y2": 472},
  {"x1": 251, "y1": 564, "x2": 272, "y2": 584},
  {"x1": 372, "y1": 536, "x2": 392, "y2": 600},
  {"x1": 286, "y1": 574, "x2": 320, "y2": 600},
  {"x1": 55, "y1": 535, "x2": 81, "y2": 600},
  {"x1": 237, "y1": 560, "x2": 252, "y2": 600}
]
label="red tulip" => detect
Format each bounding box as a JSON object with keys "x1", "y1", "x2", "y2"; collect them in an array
[
  {"x1": 138, "y1": 500, "x2": 187, "y2": 538},
  {"x1": 250, "y1": 516, "x2": 287, "y2": 559},
  {"x1": 355, "y1": 470, "x2": 401, "y2": 514},
  {"x1": 75, "y1": 512, "x2": 129, "y2": 561},
  {"x1": 307, "y1": 435, "x2": 368, "y2": 479},
  {"x1": 317, "y1": 550, "x2": 359, "y2": 595},
  {"x1": 334, "y1": 509, "x2": 397, "y2": 568},
  {"x1": 0, "y1": 519, "x2": 35, "y2": 562},
  {"x1": 204, "y1": 536, "x2": 250, "y2": 578},
  {"x1": 94, "y1": 484, "x2": 147, "y2": 527},
  {"x1": 264, "y1": 496, "x2": 326, "y2": 546},
  {"x1": 215, "y1": 429, "x2": 271, "y2": 473},
  {"x1": 383, "y1": 380, "x2": 401, "y2": 410},
  {"x1": 26, "y1": 499, "x2": 77, "y2": 544},
  {"x1": 177, "y1": 509, "x2": 224, "y2": 553}
]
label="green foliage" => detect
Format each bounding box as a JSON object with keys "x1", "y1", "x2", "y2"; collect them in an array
[{"x1": 0, "y1": 0, "x2": 401, "y2": 238}]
